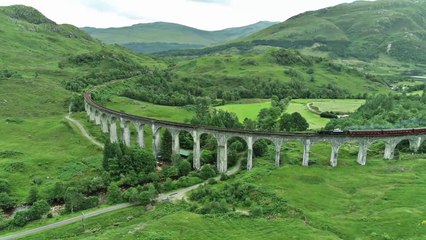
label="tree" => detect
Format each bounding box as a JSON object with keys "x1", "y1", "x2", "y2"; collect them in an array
[
  {"x1": 28, "y1": 200, "x2": 50, "y2": 220},
  {"x1": 103, "y1": 141, "x2": 122, "y2": 171},
  {"x1": 160, "y1": 129, "x2": 172, "y2": 161},
  {"x1": 178, "y1": 160, "x2": 191, "y2": 176},
  {"x1": 243, "y1": 118, "x2": 256, "y2": 130},
  {"x1": 27, "y1": 187, "x2": 38, "y2": 205},
  {"x1": 200, "y1": 165, "x2": 216, "y2": 180},
  {"x1": 48, "y1": 182, "x2": 66, "y2": 204},
  {"x1": 0, "y1": 192, "x2": 15, "y2": 211},
  {"x1": 290, "y1": 112, "x2": 309, "y2": 131},
  {"x1": 253, "y1": 140, "x2": 268, "y2": 157},
  {"x1": 107, "y1": 182, "x2": 122, "y2": 204},
  {"x1": 279, "y1": 113, "x2": 293, "y2": 131}
]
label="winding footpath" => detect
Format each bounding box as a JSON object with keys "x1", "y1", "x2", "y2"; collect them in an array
[
  {"x1": 65, "y1": 115, "x2": 104, "y2": 149},
  {"x1": 0, "y1": 116, "x2": 241, "y2": 239}
]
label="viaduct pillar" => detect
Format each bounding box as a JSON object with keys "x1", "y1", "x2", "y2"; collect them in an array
[
  {"x1": 384, "y1": 139, "x2": 399, "y2": 160},
  {"x1": 302, "y1": 139, "x2": 311, "y2": 166},
  {"x1": 109, "y1": 117, "x2": 118, "y2": 143},
  {"x1": 100, "y1": 114, "x2": 109, "y2": 133},
  {"x1": 409, "y1": 137, "x2": 422, "y2": 152},
  {"x1": 330, "y1": 142, "x2": 341, "y2": 167},
  {"x1": 216, "y1": 134, "x2": 228, "y2": 173},
  {"x1": 169, "y1": 128, "x2": 181, "y2": 156},
  {"x1": 357, "y1": 139, "x2": 370, "y2": 165},
  {"x1": 274, "y1": 139, "x2": 283, "y2": 167},
  {"x1": 120, "y1": 118, "x2": 131, "y2": 146},
  {"x1": 192, "y1": 130, "x2": 201, "y2": 170},
  {"x1": 246, "y1": 136, "x2": 254, "y2": 170},
  {"x1": 134, "y1": 122, "x2": 145, "y2": 148},
  {"x1": 152, "y1": 124, "x2": 161, "y2": 160}
]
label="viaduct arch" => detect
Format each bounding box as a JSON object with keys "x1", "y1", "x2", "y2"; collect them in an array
[{"x1": 84, "y1": 93, "x2": 426, "y2": 173}]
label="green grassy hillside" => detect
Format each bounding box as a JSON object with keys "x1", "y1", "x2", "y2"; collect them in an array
[
  {"x1": 82, "y1": 21, "x2": 277, "y2": 53},
  {"x1": 173, "y1": 47, "x2": 387, "y2": 97},
  {"x1": 0, "y1": 5, "x2": 159, "y2": 117},
  {"x1": 0, "y1": 5, "x2": 160, "y2": 205},
  {"x1": 243, "y1": 0, "x2": 426, "y2": 63}
]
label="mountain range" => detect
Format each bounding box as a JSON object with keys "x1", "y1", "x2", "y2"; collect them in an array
[{"x1": 81, "y1": 21, "x2": 277, "y2": 53}]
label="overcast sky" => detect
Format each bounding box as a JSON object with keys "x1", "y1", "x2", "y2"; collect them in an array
[{"x1": 0, "y1": 0, "x2": 358, "y2": 30}]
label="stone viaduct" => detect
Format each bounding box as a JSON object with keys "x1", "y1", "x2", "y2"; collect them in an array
[{"x1": 84, "y1": 93, "x2": 426, "y2": 173}]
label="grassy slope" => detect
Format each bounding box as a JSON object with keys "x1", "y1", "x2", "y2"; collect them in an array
[
  {"x1": 0, "y1": 117, "x2": 102, "y2": 200},
  {"x1": 174, "y1": 48, "x2": 387, "y2": 96},
  {"x1": 0, "y1": 5, "x2": 159, "y2": 203},
  {"x1": 243, "y1": 0, "x2": 426, "y2": 63}
]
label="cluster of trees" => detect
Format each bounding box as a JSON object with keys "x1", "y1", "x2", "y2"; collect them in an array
[
  {"x1": 61, "y1": 50, "x2": 150, "y2": 92},
  {"x1": 326, "y1": 93, "x2": 426, "y2": 130},
  {"x1": 189, "y1": 181, "x2": 290, "y2": 217}
]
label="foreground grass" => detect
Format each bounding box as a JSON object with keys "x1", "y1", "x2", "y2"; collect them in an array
[
  {"x1": 20, "y1": 141, "x2": 426, "y2": 239},
  {"x1": 0, "y1": 116, "x2": 102, "y2": 201}
]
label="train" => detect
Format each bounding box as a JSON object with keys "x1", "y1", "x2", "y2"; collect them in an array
[{"x1": 318, "y1": 128, "x2": 426, "y2": 136}]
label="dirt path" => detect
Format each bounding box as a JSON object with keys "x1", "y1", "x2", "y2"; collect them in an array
[{"x1": 65, "y1": 115, "x2": 104, "y2": 149}]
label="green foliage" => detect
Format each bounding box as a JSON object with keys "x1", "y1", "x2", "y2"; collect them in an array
[
  {"x1": 26, "y1": 187, "x2": 39, "y2": 205},
  {"x1": 199, "y1": 165, "x2": 217, "y2": 180},
  {"x1": 64, "y1": 187, "x2": 98, "y2": 213},
  {"x1": 273, "y1": 49, "x2": 313, "y2": 66},
  {"x1": 103, "y1": 143, "x2": 156, "y2": 179},
  {"x1": 326, "y1": 94, "x2": 426, "y2": 130},
  {"x1": 160, "y1": 130, "x2": 172, "y2": 161},
  {"x1": 177, "y1": 160, "x2": 191, "y2": 177},
  {"x1": 0, "y1": 70, "x2": 21, "y2": 79},
  {"x1": 0, "y1": 179, "x2": 11, "y2": 193},
  {"x1": 280, "y1": 112, "x2": 309, "y2": 131},
  {"x1": 0, "y1": 192, "x2": 16, "y2": 211},
  {"x1": 107, "y1": 182, "x2": 123, "y2": 204},
  {"x1": 12, "y1": 199, "x2": 50, "y2": 227}
]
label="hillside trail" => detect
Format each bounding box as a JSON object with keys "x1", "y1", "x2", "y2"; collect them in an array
[{"x1": 66, "y1": 104, "x2": 104, "y2": 149}]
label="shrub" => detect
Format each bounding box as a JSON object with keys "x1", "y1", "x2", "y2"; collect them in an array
[
  {"x1": 199, "y1": 165, "x2": 217, "y2": 180},
  {"x1": 250, "y1": 205, "x2": 263, "y2": 217}
]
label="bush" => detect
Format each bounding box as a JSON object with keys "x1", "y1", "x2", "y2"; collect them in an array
[
  {"x1": 177, "y1": 160, "x2": 191, "y2": 176},
  {"x1": 0, "y1": 179, "x2": 11, "y2": 193},
  {"x1": 199, "y1": 165, "x2": 217, "y2": 180},
  {"x1": 250, "y1": 205, "x2": 263, "y2": 217},
  {"x1": 107, "y1": 182, "x2": 122, "y2": 204},
  {"x1": 0, "y1": 192, "x2": 16, "y2": 211}
]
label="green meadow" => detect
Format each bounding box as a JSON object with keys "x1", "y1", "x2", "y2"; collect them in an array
[{"x1": 0, "y1": 116, "x2": 102, "y2": 201}]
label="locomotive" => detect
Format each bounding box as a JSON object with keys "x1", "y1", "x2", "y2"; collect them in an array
[{"x1": 318, "y1": 128, "x2": 426, "y2": 136}]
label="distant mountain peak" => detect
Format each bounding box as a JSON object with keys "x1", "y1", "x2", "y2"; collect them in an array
[{"x1": 0, "y1": 5, "x2": 55, "y2": 25}]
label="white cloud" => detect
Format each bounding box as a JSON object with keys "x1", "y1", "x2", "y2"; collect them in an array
[{"x1": 0, "y1": 0, "x2": 357, "y2": 30}]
